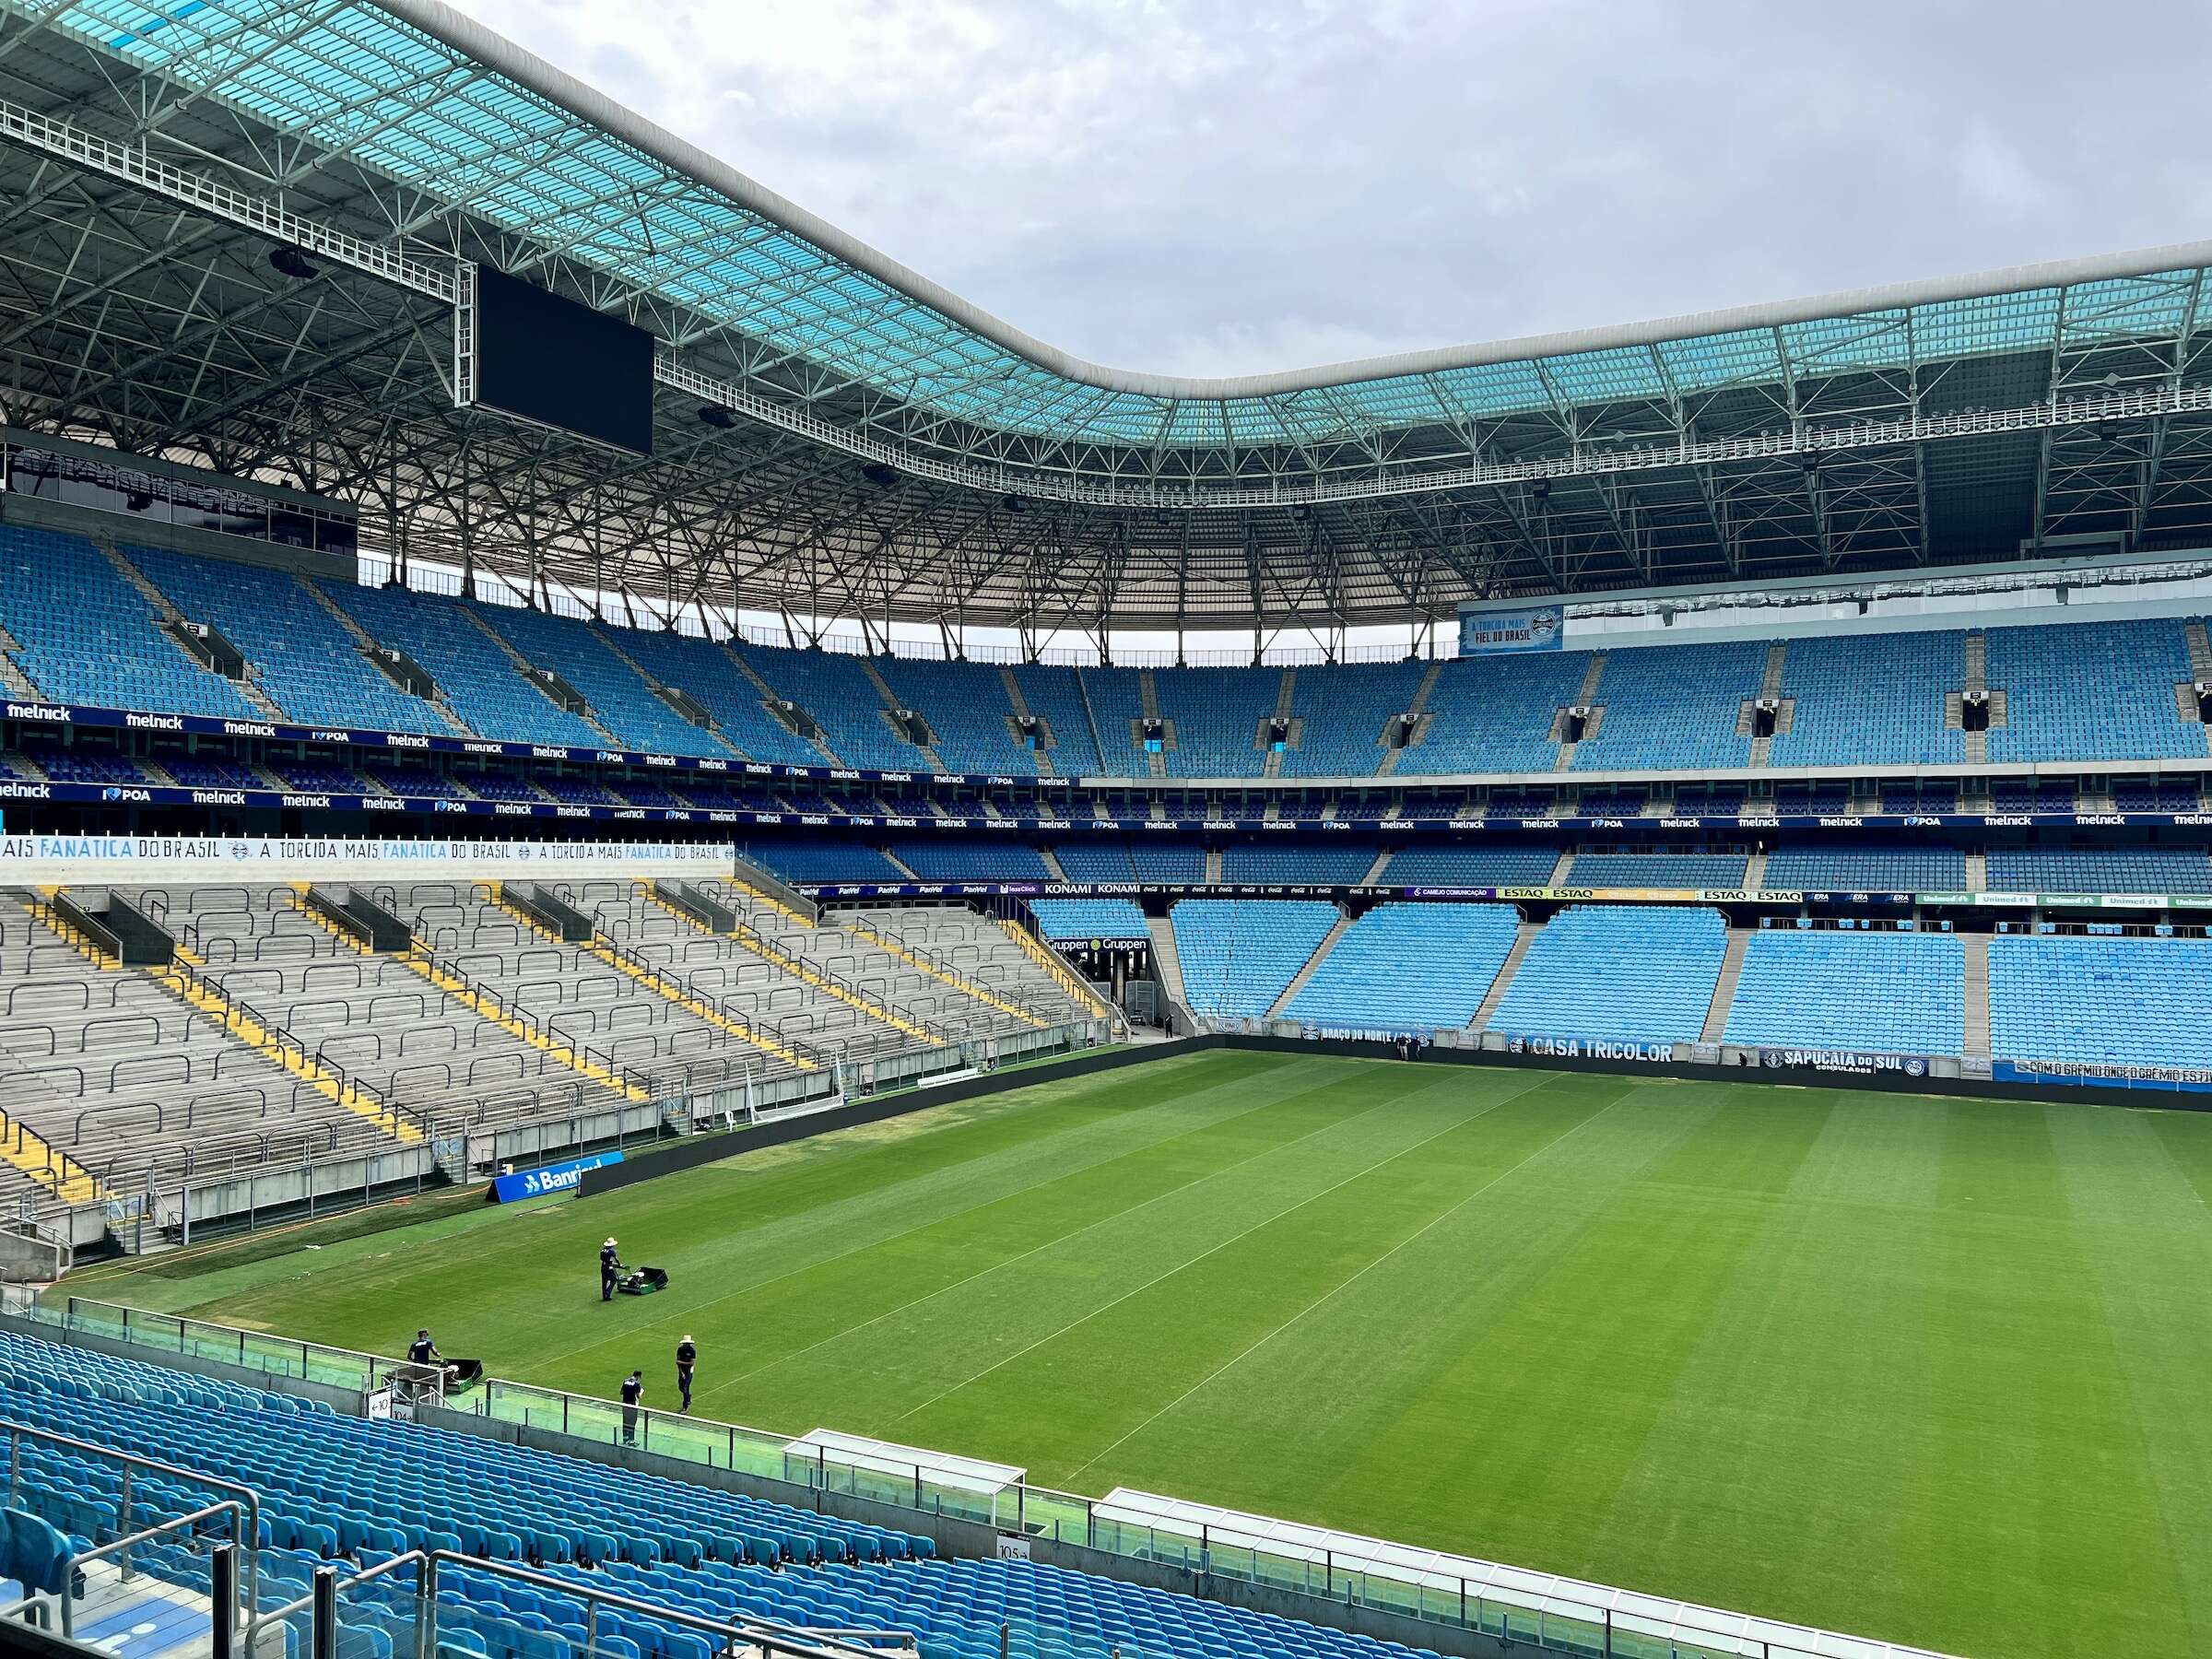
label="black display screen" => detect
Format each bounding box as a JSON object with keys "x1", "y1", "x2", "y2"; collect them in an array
[{"x1": 475, "y1": 265, "x2": 656, "y2": 456}]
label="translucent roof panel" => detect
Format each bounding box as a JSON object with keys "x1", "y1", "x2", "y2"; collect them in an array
[{"x1": 29, "y1": 1, "x2": 2212, "y2": 463}]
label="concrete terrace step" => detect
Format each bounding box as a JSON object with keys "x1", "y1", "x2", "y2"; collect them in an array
[
  {"x1": 1266, "y1": 909, "x2": 1351, "y2": 1018},
  {"x1": 1472, "y1": 920, "x2": 1545, "y2": 1031},
  {"x1": 1700, "y1": 928, "x2": 1753, "y2": 1043}
]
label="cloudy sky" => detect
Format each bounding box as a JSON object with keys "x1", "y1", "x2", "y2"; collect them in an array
[{"x1": 455, "y1": 0, "x2": 2212, "y2": 380}]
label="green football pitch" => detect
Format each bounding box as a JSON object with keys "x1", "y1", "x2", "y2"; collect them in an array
[{"x1": 77, "y1": 1050, "x2": 2212, "y2": 1659}]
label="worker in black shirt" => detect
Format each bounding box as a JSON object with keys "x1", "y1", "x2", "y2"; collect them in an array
[
  {"x1": 407, "y1": 1328, "x2": 440, "y2": 1366},
  {"x1": 675, "y1": 1335, "x2": 698, "y2": 1414},
  {"x1": 619, "y1": 1369, "x2": 644, "y2": 1446},
  {"x1": 600, "y1": 1237, "x2": 622, "y2": 1302}
]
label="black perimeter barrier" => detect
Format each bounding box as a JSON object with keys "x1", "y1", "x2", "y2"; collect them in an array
[{"x1": 576, "y1": 1032, "x2": 2208, "y2": 1203}]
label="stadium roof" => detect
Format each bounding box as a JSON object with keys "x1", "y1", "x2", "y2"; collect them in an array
[{"x1": 3, "y1": 0, "x2": 2212, "y2": 634}]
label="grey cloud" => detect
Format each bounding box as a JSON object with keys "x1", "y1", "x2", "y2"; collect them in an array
[{"x1": 462, "y1": 0, "x2": 2212, "y2": 377}]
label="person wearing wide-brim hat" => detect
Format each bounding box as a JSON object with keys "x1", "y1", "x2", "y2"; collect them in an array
[
  {"x1": 676, "y1": 1333, "x2": 699, "y2": 1413},
  {"x1": 599, "y1": 1237, "x2": 622, "y2": 1302}
]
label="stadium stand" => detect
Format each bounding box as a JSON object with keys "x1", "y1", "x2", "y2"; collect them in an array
[
  {"x1": 321, "y1": 582, "x2": 600, "y2": 747},
  {"x1": 1127, "y1": 841, "x2": 1209, "y2": 882},
  {"x1": 1378, "y1": 844, "x2": 1561, "y2": 885},
  {"x1": 1759, "y1": 843, "x2": 1971, "y2": 892},
  {"x1": 735, "y1": 645, "x2": 924, "y2": 771},
  {"x1": 1050, "y1": 842, "x2": 1143, "y2": 882},
  {"x1": 160, "y1": 754, "x2": 263, "y2": 791},
  {"x1": 1562, "y1": 849, "x2": 1749, "y2": 887},
  {"x1": 1157, "y1": 668, "x2": 1278, "y2": 778},
  {"x1": 1006, "y1": 665, "x2": 1106, "y2": 775},
  {"x1": 1394, "y1": 653, "x2": 1587, "y2": 774},
  {"x1": 0, "y1": 1332, "x2": 921, "y2": 1567},
  {"x1": 1989, "y1": 936, "x2": 2212, "y2": 1067},
  {"x1": 0, "y1": 1332, "x2": 1453, "y2": 1659},
  {"x1": 1171, "y1": 900, "x2": 1340, "y2": 1018},
  {"x1": 1286, "y1": 903, "x2": 1522, "y2": 1030},
  {"x1": 271, "y1": 759, "x2": 371, "y2": 794},
  {"x1": 1029, "y1": 898, "x2": 1150, "y2": 939},
  {"x1": 1983, "y1": 845, "x2": 2212, "y2": 892},
  {"x1": 0, "y1": 525, "x2": 261, "y2": 719},
  {"x1": 1075, "y1": 667, "x2": 1149, "y2": 771},
  {"x1": 738, "y1": 843, "x2": 907, "y2": 884},
  {"x1": 126, "y1": 545, "x2": 450, "y2": 733},
  {"x1": 2115, "y1": 779, "x2": 2206, "y2": 812},
  {"x1": 1723, "y1": 930, "x2": 1965, "y2": 1056},
  {"x1": 886, "y1": 838, "x2": 1051, "y2": 880},
  {"x1": 475, "y1": 604, "x2": 730, "y2": 758},
  {"x1": 1486, "y1": 905, "x2": 1728, "y2": 1044},
  {"x1": 1984, "y1": 618, "x2": 2203, "y2": 763},
  {"x1": 20, "y1": 747, "x2": 147, "y2": 785},
  {"x1": 1570, "y1": 641, "x2": 1762, "y2": 771},
  {"x1": 1766, "y1": 629, "x2": 1968, "y2": 768},
  {"x1": 610, "y1": 629, "x2": 827, "y2": 767},
  {"x1": 874, "y1": 657, "x2": 1040, "y2": 776},
  {"x1": 1218, "y1": 841, "x2": 1379, "y2": 884},
  {"x1": 1278, "y1": 660, "x2": 1428, "y2": 778}
]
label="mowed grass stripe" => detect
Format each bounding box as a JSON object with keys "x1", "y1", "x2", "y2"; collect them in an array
[
  {"x1": 172, "y1": 1051, "x2": 1334, "y2": 1347},
  {"x1": 675, "y1": 1060, "x2": 1471, "y2": 1414},
  {"x1": 1097, "y1": 1079, "x2": 1734, "y2": 1548},
  {"x1": 1571, "y1": 1093, "x2": 1961, "y2": 1638},
  {"x1": 1098, "y1": 1074, "x2": 1726, "y2": 1535},
  {"x1": 528, "y1": 1055, "x2": 1413, "y2": 1385},
  {"x1": 892, "y1": 1070, "x2": 1619, "y2": 1480},
  {"x1": 2047, "y1": 1104, "x2": 2212, "y2": 1656},
  {"x1": 1283, "y1": 1083, "x2": 1835, "y2": 1585},
  {"x1": 715, "y1": 1064, "x2": 1550, "y2": 1441},
  {"x1": 79, "y1": 1053, "x2": 2212, "y2": 1659}
]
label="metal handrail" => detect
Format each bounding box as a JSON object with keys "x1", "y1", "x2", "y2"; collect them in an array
[
  {"x1": 0, "y1": 1417, "x2": 262, "y2": 1615},
  {"x1": 246, "y1": 1548, "x2": 914, "y2": 1659}
]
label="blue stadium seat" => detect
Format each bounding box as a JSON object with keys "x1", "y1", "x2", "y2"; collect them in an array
[
  {"x1": 1570, "y1": 641, "x2": 1763, "y2": 771},
  {"x1": 1983, "y1": 845, "x2": 2212, "y2": 893},
  {"x1": 474, "y1": 605, "x2": 729, "y2": 758},
  {"x1": 735, "y1": 646, "x2": 925, "y2": 771},
  {"x1": 127, "y1": 544, "x2": 449, "y2": 733},
  {"x1": 0, "y1": 526, "x2": 261, "y2": 720},
  {"x1": 1028, "y1": 898, "x2": 1148, "y2": 939},
  {"x1": 608, "y1": 629, "x2": 826, "y2": 767},
  {"x1": 1379, "y1": 844, "x2": 1560, "y2": 886},
  {"x1": 1218, "y1": 842, "x2": 1378, "y2": 884},
  {"x1": 1395, "y1": 653, "x2": 1586, "y2": 775},
  {"x1": 1286, "y1": 903, "x2": 1521, "y2": 1030},
  {"x1": 1171, "y1": 900, "x2": 1339, "y2": 1017},
  {"x1": 886, "y1": 838, "x2": 1049, "y2": 880},
  {"x1": 1985, "y1": 619, "x2": 2202, "y2": 763},
  {"x1": 1767, "y1": 630, "x2": 1967, "y2": 768},
  {"x1": 321, "y1": 582, "x2": 599, "y2": 747},
  {"x1": 1724, "y1": 931, "x2": 1963, "y2": 1054},
  {"x1": 1277, "y1": 660, "x2": 1427, "y2": 778},
  {"x1": 1155, "y1": 668, "x2": 1278, "y2": 778},
  {"x1": 739, "y1": 842, "x2": 905, "y2": 883},
  {"x1": 1990, "y1": 936, "x2": 2212, "y2": 1066},
  {"x1": 1563, "y1": 849, "x2": 1748, "y2": 887},
  {"x1": 1006, "y1": 665, "x2": 1105, "y2": 775},
  {"x1": 1761, "y1": 843, "x2": 1968, "y2": 892},
  {"x1": 1487, "y1": 905, "x2": 1727, "y2": 1044},
  {"x1": 873, "y1": 658, "x2": 1041, "y2": 776}
]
